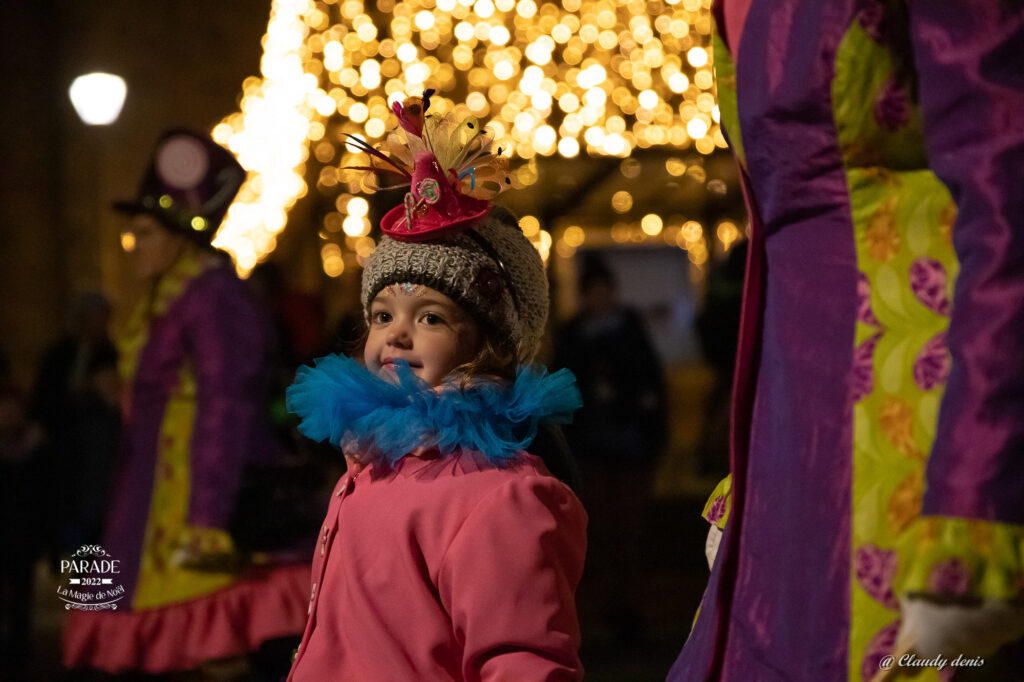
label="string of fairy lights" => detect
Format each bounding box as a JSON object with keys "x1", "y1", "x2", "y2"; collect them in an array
[{"x1": 210, "y1": 0, "x2": 730, "y2": 276}]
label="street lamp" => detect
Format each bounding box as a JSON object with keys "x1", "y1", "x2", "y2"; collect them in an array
[
  {"x1": 66, "y1": 71, "x2": 128, "y2": 305},
  {"x1": 69, "y1": 72, "x2": 127, "y2": 125}
]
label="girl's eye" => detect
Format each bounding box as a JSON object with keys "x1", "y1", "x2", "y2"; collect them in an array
[
  {"x1": 421, "y1": 312, "x2": 444, "y2": 326},
  {"x1": 372, "y1": 311, "x2": 392, "y2": 324}
]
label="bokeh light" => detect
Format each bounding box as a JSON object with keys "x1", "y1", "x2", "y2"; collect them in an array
[{"x1": 213, "y1": 0, "x2": 721, "y2": 271}]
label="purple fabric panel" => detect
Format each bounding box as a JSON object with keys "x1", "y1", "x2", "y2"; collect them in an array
[
  {"x1": 103, "y1": 303, "x2": 189, "y2": 601},
  {"x1": 103, "y1": 440, "x2": 148, "y2": 599},
  {"x1": 724, "y1": 229, "x2": 856, "y2": 680},
  {"x1": 735, "y1": 0, "x2": 854, "y2": 238},
  {"x1": 718, "y1": 1, "x2": 856, "y2": 678},
  {"x1": 667, "y1": 535, "x2": 725, "y2": 680},
  {"x1": 182, "y1": 268, "x2": 277, "y2": 529},
  {"x1": 906, "y1": 3, "x2": 1024, "y2": 523}
]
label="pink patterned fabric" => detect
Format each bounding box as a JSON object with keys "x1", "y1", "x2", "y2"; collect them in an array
[
  {"x1": 913, "y1": 331, "x2": 951, "y2": 391},
  {"x1": 63, "y1": 563, "x2": 310, "y2": 674},
  {"x1": 857, "y1": 271, "x2": 882, "y2": 327},
  {"x1": 855, "y1": 544, "x2": 899, "y2": 610},
  {"x1": 909, "y1": 257, "x2": 951, "y2": 317},
  {"x1": 851, "y1": 333, "x2": 882, "y2": 402},
  {"x1": 857, "y1": 0, "x2": 887, "y2": 42},
  {"x1": 874, "y1": 77, "x2": 912, "y2": 131},
  {"x1": 860, "y1": 620, "x2": 899, "y2": 682},
  {"x1": 706, "y1": 496, "x2": 728, "y2": 524},
  {"x1": 927, "y1": 558, "x2": 972, "y2": 597},
  {"x1": 908, "y1": 258, "x2": 952, "y2": 391}
]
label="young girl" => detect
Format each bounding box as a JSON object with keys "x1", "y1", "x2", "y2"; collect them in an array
[{"x1": 285, "y1": 94, "x2": 588, "y2": 681}]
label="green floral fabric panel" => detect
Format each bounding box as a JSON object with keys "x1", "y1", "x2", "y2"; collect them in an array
[
  {"x1": 848, "y1": 173, "x2": 956, "y2": 682},
  {"x1": 895, "y1": 517, "x2": 1024, "y2": 602},
  {"x1": 702, "y1": 474, "x2": 731, "y2": 530},
  {"x1": 832, "y1": 8, "x2": 926, "y2": 172},
  {"x1": 846, "y1": 164, "x2": 957, "y2": 680},
  {"x1": 833, "y1": 5, "x2": 959, "y2": 679},
  {"x1": 711, "y1": 31, "x2": 744, "y2": 167}
]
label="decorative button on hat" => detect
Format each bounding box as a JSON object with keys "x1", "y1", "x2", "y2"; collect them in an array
[{"x1": 114, "y1": 129, "x2": 246, "y2": 244}]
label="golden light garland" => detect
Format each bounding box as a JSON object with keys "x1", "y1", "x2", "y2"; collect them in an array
[
  {"x1": 553, "y1": 216, "x2": 737, "y2": 264},
  {"x1": 213, "y1": 0, "x2": 724, "y2": 274}
]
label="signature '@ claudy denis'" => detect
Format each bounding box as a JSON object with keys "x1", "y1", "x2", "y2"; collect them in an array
[{"x1": 878, "y1": 653, "x2": 985, "y2": 672}]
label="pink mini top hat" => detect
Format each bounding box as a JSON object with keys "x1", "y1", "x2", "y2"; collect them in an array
[
  {"x1": 378, "y1": 150, "x2": 490, "y2": 241},
  {"x1": 346, "y1": 90, "x2": 515, "y2": 243}
]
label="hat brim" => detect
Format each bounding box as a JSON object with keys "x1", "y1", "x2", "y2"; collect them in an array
[
  {"x1": 112, "y1": 199, "x2": 146, "y2": 215},
  {"x1": 379, "y1": 202, "x2": 490, "y2": 243},
  {"x1": 111, "y1": 200, "x2": 178, "y2": 233},
  {"x1": 111, "y1": 200, "x2": 201, "y2": 241}
]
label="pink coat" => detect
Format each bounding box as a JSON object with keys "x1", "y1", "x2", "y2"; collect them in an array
[{"x1": 288, "y1": 450, "x2": 587, "y2": 682}]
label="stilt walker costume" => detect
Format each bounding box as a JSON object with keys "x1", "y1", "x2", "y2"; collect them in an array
[{"x1": 671, "y1": 2, "x2": 1024, "y2": 680}]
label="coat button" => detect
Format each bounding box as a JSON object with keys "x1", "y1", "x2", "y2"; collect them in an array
[{"x1": 307, "y1": 582, "x2": 317, "y2": 615}]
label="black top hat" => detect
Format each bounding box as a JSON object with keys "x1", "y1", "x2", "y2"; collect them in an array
[{"x1": 113, "y1": 129, "x2": 246, "y2": 245}]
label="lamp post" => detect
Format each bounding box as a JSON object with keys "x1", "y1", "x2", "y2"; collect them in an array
[{"x1": 67, "y1": 71, "x2": 128, "y2": 311}]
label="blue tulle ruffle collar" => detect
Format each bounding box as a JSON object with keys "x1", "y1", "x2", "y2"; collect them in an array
[{"x1": 286, "y1": 354, "x2": 581, "y2": 467}]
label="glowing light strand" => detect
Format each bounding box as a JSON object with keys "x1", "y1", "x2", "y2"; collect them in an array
[{"x1": 216, "y1": 0, "x2": 723, "y2": 272}]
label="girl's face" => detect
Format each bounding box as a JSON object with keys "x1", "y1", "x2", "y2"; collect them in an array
[
  {"x1": 364, "y1": 284, "x2": 481, "y2": 387},
  {"x1": 129, "y1": 214, "x2": 188, "y2": 281}
]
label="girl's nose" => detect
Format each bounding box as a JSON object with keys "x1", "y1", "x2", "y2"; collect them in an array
[{"x1": 386, "y1": 324, "x2": 411, "y2": 347}]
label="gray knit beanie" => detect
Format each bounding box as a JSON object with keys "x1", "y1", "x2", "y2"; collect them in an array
[{"x1": 362, "y1": 205, "x2": 548, "y2": 362}]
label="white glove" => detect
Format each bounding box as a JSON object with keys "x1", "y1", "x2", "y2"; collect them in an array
[
  {"x1": 897, "y1": 596, "x2": 1024, "y2": 659},
  {"x1": 705, "y1": 524, "x2": 723, "y2": 571}
]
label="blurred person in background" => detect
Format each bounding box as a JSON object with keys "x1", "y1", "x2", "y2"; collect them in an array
[
  {"x1": 693, "y1": 240, "x2": 746, "y2": 479},
  {"x1": 244, "y1": 259, "x2": 338, "y2": 561},
  {"x1": 247, "y1": 261, "x2": 328, "y2": 443},
  {"x1": 553, "y1": 253, "x2": 667, "y2": 645},
  {"x1": 63, "y1": 130, "x2": 309, "y2": 680},
  {"x1": 0, "y1": 351, "x2": 47, "y2": 680},
  {"x1": 33, "y1": 291, "x2": 121, "y2": 558}
]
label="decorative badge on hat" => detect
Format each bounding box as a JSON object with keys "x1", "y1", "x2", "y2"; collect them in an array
[
  {"x1": 345, "y1": 90, "x2": 517, "y2": 242},
  {"x1": 156, "y1": 135, "x2": 210, "y2": 189}
]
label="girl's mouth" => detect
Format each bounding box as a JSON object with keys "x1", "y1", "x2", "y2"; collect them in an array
[{"x1": 382, "y1": 359, "x2": 420, "y2": 369}]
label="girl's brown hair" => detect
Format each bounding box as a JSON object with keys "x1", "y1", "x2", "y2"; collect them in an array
[
  {"x1": 450, "y1": 328, "x2": 519, "y2": 389},
  {"x1": 450, "y1": 325, "x2": 580, "y2": 489}
]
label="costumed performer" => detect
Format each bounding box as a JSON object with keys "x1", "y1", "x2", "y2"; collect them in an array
[{"x1": 63, "y1": 130, "x2": 310, "y2": 677}]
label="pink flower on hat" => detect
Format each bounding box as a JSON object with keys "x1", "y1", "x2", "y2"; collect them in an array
[{"x1": 392, "y1": 89, "x2": 434, "y2": 137}]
